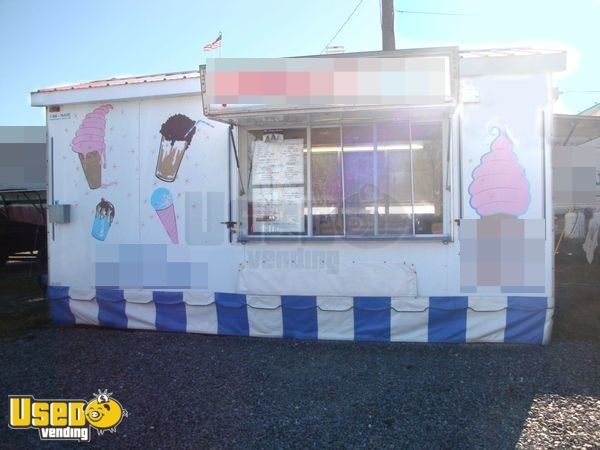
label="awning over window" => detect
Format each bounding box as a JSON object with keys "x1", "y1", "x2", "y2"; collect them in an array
[{"x1": 200, "y1": 47, "x2": 459, "y2": 128}]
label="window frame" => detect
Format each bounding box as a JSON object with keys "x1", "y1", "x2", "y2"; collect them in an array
[{"x1": 237, "y1": 118, "x2": 453, "y2": 242}]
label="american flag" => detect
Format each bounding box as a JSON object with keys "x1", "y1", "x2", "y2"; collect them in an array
[{"x1": 203, "y1": 33, "x2": 222, "y2": 52}]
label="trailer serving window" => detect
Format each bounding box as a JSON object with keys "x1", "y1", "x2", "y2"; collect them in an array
[
  {"x1": 240, "y1": 119, "x2": 449, "y2": 240},
  {"x1": 199, "y1": 48, "x2": 460, "y2": 241}
]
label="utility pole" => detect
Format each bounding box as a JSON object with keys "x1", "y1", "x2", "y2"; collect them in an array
[{"x1": 381, "y1": 0, "x2": 395, "y2": 51}]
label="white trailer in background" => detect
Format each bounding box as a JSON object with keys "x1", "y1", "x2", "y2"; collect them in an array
[
  {"x1": 0, "y1": 126, "x2": 47, "y2": 192},
  {"x1": 32, "y1": 47, "x2": 566, "y2": 344},
  {"x1": 0, "y1": 126, "x2": 47, "y2": 265},
  {"x1": 552, "y1": 113, "x2": 600, "y2": 261}
]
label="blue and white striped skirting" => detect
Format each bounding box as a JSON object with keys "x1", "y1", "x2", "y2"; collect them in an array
[{"x1": 47, "y1": 287, "x2": 552, "y2": 344}]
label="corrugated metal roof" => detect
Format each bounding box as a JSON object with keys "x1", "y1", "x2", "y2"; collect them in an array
[
  {"x1": 459, "y1": 47, "x2": 561, "y2": 58},
  {"x1": 553, "y1": 113, "x2": 600, "y2": 146},
  {"x1": 579, "y1": 102, "x2": 600, "y2": 116},
  {"x1": 36, "y1": 70, "x2": 200, "y2": 93}
]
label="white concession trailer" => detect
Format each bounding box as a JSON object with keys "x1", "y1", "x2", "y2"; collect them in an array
[{"x1": 32, "y1": 47, "x2": 566, "y2": 343}]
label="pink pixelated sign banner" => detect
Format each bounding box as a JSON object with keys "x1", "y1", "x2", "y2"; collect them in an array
[{"x1": 204, "y1": 56, "x2": 456, "y2": 106}]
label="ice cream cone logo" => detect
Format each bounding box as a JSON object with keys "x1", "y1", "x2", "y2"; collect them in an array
[
  {"x1": 91, "y1": 198, "x2": 115, "y2": 241},
  {"x1": 155, "y1": 114, "x2": 197, "y2": 182},
  {"x1": 71, "y1": 104, "x2": 113, "y2": 189},
  {"x1": 151, "y1": 188, "x2": 179, "y2": 244},
  {"x1": 468, "y1": 125, "x2": 530, "y2": 218}
]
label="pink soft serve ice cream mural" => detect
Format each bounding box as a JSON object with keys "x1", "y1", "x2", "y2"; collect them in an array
[
  {"x1": 468, "y1": 125, "x2": 530, "y2": 218},
  {"x1": 71, "y1": 104, "x2": 113, "y2": 189}
]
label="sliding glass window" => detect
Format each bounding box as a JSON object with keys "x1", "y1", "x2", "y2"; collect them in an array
[{"x1": 244, "y1": 120, "x2": 446, "y2": 238}]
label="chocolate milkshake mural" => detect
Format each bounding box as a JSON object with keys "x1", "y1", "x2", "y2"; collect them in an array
[
  {"x1": 468, "y1": 125, "x2": 531, "y2": 218},
  {"x1": 71, "y1": 104, "x2": 113, "y2": 189},
  {"x1": 151, "y1": 188, "x2": 179, "y2": 244},
  {"x1": 155, "y1": 114, "x2": 197, "y2": 182},
  {"x1": 91, "y1": 198, "x2": 115, "y2": 241}
]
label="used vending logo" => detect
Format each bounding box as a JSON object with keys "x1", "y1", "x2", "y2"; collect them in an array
[{"x1": 8, "y1": 389, "x2": 128, "y2": 442}]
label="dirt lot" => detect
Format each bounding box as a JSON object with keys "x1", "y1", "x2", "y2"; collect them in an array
[
  {"x1": 0, "y1": 245, "x2": 598, "y2": 449},
  {"x1": 553, "y1": 238, "x2": 600, "y2": 340},
  {"x1": 0, "y1": 256, "x2": 47, "y2": 338}
]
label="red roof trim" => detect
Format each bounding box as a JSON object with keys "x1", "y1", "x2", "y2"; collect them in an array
[{"x1": 36, "y1": 70, "x2": 200, "y2": 93}]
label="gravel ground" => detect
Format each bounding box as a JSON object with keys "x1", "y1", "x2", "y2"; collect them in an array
[{"x1": 1, "y1": 328, "x2": 598, "y2": 449}]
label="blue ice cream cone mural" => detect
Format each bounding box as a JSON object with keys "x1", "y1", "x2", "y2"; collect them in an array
[
  {"x1": 151, "y1": 188, "x2": 179, "y2": 243},
  {"x1": 92, "y1": 198, "x2": 115, "y2": 241}
]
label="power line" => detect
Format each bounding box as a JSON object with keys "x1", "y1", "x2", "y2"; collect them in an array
[
  {"x1": 321, "y1": 0, "x2": 366, "y2": 54},
  {"x1": 396, "y1": 9, "x2": 477, "y2": 17}
]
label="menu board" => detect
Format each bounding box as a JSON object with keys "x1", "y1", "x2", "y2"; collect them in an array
[
  {"x1": 251, "y1": 186, "x2": 305, "y2": 233},
  {"x1": 249, "y1": 138, "x2": 305, "y2": 233},
  {"x1": 252, "y1": 139, "x2": 304, "y2": 186}
]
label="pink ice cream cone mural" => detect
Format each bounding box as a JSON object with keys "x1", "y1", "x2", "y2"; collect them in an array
[
  {"x1": 468, "y1": 125, "x2": 530, "y2": 218},
  {"x1": 71, "y1": 104, "x2": 113, "y2": 189},
  {"x1": 151, "y1": 188, "x2": 179, "y2": 244}
]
